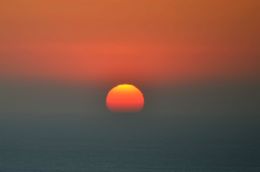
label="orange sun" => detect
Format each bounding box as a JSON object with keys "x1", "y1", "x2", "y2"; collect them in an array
[{"x1": 106, "y1": 84, "x2": 144, "y2": 112}]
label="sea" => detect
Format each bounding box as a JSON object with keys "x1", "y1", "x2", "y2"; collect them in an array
[{"x1": 0, "y1": 82, "x2": 259, "y2": 171}]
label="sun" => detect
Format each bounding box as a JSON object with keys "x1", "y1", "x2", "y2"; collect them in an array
[{"x1": 106, "y1": 84, "x2": 144, "y2": 112}]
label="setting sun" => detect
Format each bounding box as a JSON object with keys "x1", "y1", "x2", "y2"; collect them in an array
[{"x1": 106, "y1": 84, "x2": 144, "y2": 112}]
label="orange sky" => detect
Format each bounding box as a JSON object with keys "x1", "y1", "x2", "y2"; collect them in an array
[{"x1": 0, "y1": 0, "x2": 259, "y2": 85}]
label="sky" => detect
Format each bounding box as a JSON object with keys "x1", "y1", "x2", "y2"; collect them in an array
[{"x1": 0, "y1": 0, "x2": 259, "y2": 86}]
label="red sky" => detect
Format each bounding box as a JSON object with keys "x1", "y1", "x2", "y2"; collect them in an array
[{"x1": 0, "y1": 0, "x2": 259, "y2": 85}]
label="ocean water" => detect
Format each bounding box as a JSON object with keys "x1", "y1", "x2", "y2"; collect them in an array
[
  {"x1": 0, "y1": 83, "x2": 259, "y2": 171},
  {"x1": 0, "y1": 113, "x2": 259, "y2": 172}
]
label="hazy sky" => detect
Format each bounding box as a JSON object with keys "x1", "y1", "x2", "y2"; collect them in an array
[{"x1": 0, "y1": 0, "x2": 259, "y2": 85}]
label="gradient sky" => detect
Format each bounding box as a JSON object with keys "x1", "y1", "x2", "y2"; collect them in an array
[{"x1": 0, "y1": 0, "x2": 259, "y2": 85}]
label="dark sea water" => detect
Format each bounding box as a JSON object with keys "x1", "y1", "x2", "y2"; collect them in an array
[
  {"x1": 0, "y1": 113, "x2": 260, "y2": 172},
  {"x1": 0, "y1": 83, "x2": 259, "y2": 171}
]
